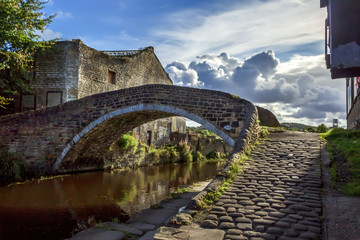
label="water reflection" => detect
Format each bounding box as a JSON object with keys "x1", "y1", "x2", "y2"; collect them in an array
[{"x1": 0, "y1": 161, "x2": 224, "y2": 240}]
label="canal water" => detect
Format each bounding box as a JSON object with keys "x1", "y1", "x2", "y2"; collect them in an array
[{"x1": 0, "y1": 161, "x2": 224, "y2": 240}]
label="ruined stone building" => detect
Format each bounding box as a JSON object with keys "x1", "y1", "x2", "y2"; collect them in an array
[
  {"x1": 133, "y1": 117, "x2": 187, "y2": 147},
  {"x1": 321, "y1": 1, "x2": 360, "y2": 129},
  {"x1": 11, "y1": 39, "x2": 186, "y2": 145},
  {"x1": 346, "y1": 77, "x2": 360, "y2": 129}
]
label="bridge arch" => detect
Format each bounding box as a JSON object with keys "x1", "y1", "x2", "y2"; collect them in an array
[
  {"x1": 0, "y1": 84, "x2": 259, "y2": 173},
  {"x1": 53, "y1": 104, "x2": 235, "y2": 170}
]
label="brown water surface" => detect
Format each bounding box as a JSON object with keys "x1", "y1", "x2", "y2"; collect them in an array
[{"x1": 0, "y1": 161, "x2": 223, "y2": 239}]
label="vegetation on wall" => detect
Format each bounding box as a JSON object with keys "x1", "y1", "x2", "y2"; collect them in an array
[
  {"x1": 0, "y1": 0, "x2": 55, "y2": 108},
  {"x1": 177, "y1": 141, "x2": 193, "y2": 162},
  {"x1": 188, "y1": 126, "x2": 220, "y2": 138},
  {"x1": 0, "y1": 145, "x2": 27, "y2": 185},
  {"x1": 112, "y1": 132, "x2": 228, "y2": 168},
  {"x1": 116, "y1": 134, "x2": 139, "y2": 153},
  {"x1": 321, "y1": 128, "x2": 360, "y2": 195}
]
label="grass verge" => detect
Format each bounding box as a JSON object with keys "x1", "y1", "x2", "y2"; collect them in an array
[
  {"x1": 320, "y1": 128, "x2": 360, "y2": 195},
  {"x1": 197, "y1": 154, "x2": 249, "y2": 209}
]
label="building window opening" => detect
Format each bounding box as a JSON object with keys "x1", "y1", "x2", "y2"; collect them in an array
[
  {"x1": 146, "y1": 131, "x2": 152, "y2": 146},
  {"x1": 108, "y1": 70, "x2": 116, "y2": 84},
  {"x1": 21, "y1": 94, "x2": 36, "y2": 111},
  {"x1": 47, "y1": 91, "x2": 62, "y2": 107}
]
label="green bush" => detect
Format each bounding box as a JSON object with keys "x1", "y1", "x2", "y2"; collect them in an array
[
  {"x1": 177, "y1": 142, "x2": 193, "y2": 162},
  {"x1": 206, "y1": 150, "x2": 219, "y2": 160},
  {"x1": 150, "y1": 149, "x2": 160, "y2": 162},
  {"x1": 163, "y1": 145, "x2": 178, "y2": 162},
  {"x1": 116, "y1": 134, "x2": 138, "y2": 152},
  {"x1": 192, "y1": 151, "x2": 205, "y2": 162}
]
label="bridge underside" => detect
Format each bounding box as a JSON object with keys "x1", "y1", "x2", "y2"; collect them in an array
[{"x1": 60, "y1": 111, "x2": 175, "y2": 171}]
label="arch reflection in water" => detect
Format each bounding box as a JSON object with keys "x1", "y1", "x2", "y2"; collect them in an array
[{"x1": 0, "y1": 161, "x2": 224, "y2": 240}]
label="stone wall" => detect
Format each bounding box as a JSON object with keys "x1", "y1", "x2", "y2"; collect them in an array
[
  {"x1": 77, "y1": 42, "x2": 172, "y2": 99},
  {"x1": 257, "y1": 106, "x2": 280, "y2": 127},
  {"x1": 132, "y1": 117, "x2": 172, "y2": 147},
  {"x1": 32, "y1": 40, "x2": 80, "y2": 107},
  {"x1": 347, "y1": 98, "x2": 360, "y2": 129},
  {"x1": 0, "y1": 85, "x2": 257, "y2": 174},
  {"x1": 204, "y1": 102, "x2": 259, "y2": 192},
  {"x1": 12, "y1": 40, "x2": 173, "y2": 112},
  {"x1": 188, "y1": 135, "x2": 233, "y2": 156}
]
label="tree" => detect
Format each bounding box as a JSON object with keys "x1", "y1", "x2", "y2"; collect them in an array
[
  {"x1": 316, "y1": 123, "x2": 328, "y2": 133},
  {"x1": 0, "y1": 0, "x2": 55, "y2": 108},
  {"x1": 304, "y1": 126, "x2": 316, "y2": 132}
]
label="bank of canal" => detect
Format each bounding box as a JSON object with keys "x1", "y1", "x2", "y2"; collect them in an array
[{"x1": 0, "y1": 161, "x2": 224, "y2": 240}]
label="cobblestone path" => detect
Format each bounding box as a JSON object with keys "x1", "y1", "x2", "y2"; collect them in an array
[{"x1": 202, "y1": 135, "x2": 322, "y2": 240}]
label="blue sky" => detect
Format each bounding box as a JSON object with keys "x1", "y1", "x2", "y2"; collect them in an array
[{"x1": 41, "y1": 0, "x2": 346, "y2": 127}]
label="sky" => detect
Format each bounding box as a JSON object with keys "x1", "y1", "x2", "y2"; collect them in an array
[{"x1": 41, "y1": 0, "x2": 346, "y2": 127}]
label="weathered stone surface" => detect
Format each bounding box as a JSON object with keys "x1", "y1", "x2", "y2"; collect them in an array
[
  {"x1": 95, "y1": 223, "x2": 143, "y2": 235},
  {"x1": 128, "y1": 222, "x2": 156, "y2": 231},
  {"x1": 205, "y1": 214, "x2": 218, "y2": 221},
  {"x1": 284, "y1": 229, "x2": 299, "y2": 237},
  {"x1": 224, "y1": 235, "x2": 248, "y2": 240},
  {"x1": 266, "y1": 227, "x2": 283, "y2": 235},
  {"x1": 236, "y1": 223, "x2": 252, "y2": 230},
  {"x1": 227, "y1": 229, "x2": 243, "y2": 235},
  {"x1": 68, "y1": 227, "x2": 126, "y2": 240},
  {"x1": 201, "y1": 220, "x2": 218, "y2": 228},
  {"x1": 219, "y1": 215, "x2": 233, "y2": 222},
  {"x1": 170, "y1": 213, "x2": 192, "y2": 225},
  {"x1": 219, "y1": 222, "x2": 236, "y2": 229},
  {"x1": 234, "y1": 217, "x2": 252, "y2": 223},
  {"x1": 298, "y1": 231, "x2": 320, "y2": 239},
  {"x1": 154, "y1": 226, "x2": 226, "y2": 240}
]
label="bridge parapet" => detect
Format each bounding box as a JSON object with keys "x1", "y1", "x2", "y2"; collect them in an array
[{"x1": 0, "y1": 84, "x2": 259, "y2": 173}]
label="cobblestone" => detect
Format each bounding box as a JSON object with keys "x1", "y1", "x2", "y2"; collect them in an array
[{"x1": 201, "y1": 133, "x2": 322, "y2": 239}]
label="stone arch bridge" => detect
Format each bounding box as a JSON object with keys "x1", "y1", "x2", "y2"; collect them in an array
[{"x1": 0, "y1": 84, "x2": 259, "y2": 173}]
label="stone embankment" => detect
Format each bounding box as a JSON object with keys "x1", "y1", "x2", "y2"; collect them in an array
[{"x1": 68, "y1": 181, "x2": 218, "y2": 240}]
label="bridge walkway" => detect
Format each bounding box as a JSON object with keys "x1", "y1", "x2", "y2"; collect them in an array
[{"x1": 154, "y1": 131, "x2": 323, "y2": 240}]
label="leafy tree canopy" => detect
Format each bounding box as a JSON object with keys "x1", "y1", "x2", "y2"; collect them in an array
[
  {"x1": 0, "y1": 0, "x2": 55, "y2": 108},
  {"x1": 316, "y1": 123, "x2": 329, "y2": 133}
]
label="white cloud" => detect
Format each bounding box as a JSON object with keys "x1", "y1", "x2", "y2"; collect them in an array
[
  {"x1": 165, "y1": 50, "x2": 345, "y2": 126},
  {"x1": 166, "y1": 63, "x2": 203, "y2": 87},
  {"x1": 38, "y1": 29, "x2": 62, "y2": 40},
  {"x1": 55, "y1": 10, "x2": 73, "y2": 19},
  {"x1": 154, "y1": 0, "x2": 326, "y2": 64}
]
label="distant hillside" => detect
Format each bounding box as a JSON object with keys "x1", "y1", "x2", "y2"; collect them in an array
[{"x1": 281, "y1": 122, "x2": 315, "y2": 131}]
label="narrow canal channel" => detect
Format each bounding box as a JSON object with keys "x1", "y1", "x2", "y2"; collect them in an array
[{"x1": 0, "y1": 161, "x2": 224, "y2": 240}]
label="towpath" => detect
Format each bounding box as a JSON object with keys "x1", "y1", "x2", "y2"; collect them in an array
[{"x1": 155, "y1": 131, "x2": 323, "y2": 239}]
